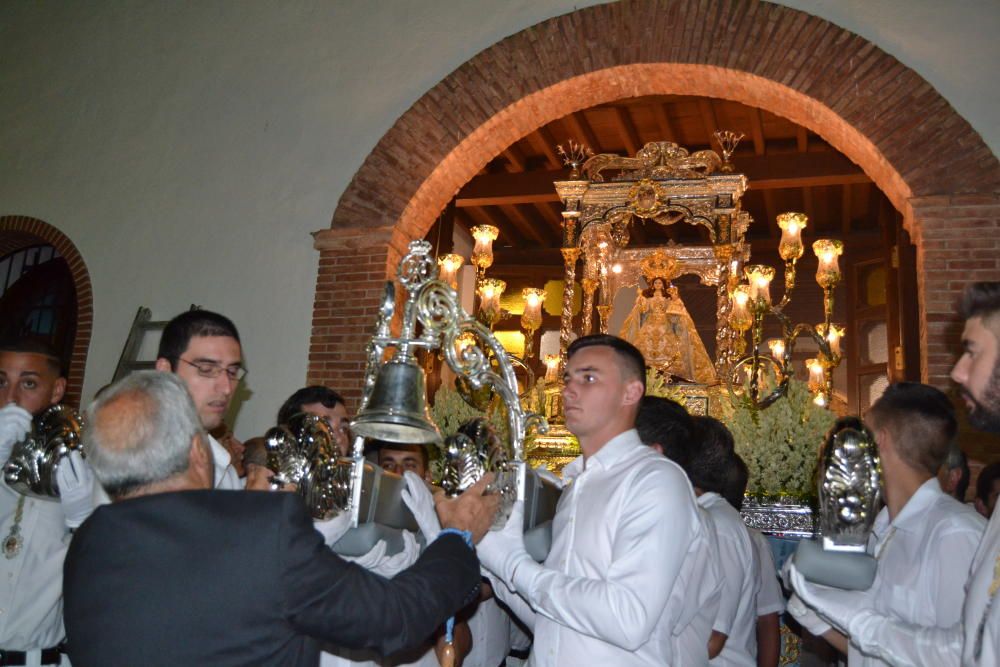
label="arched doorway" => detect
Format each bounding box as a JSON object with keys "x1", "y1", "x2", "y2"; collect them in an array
[
  {"x1": 310, "y1": 0, "x2": 1000, "y2": 408},
  {"x1": 0, "y1": 216, "x2": 93, "y2": 408}
]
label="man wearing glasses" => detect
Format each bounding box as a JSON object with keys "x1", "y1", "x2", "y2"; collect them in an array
[{"x1": 155, "y1": 309, "x2": 247, "y2": 490}]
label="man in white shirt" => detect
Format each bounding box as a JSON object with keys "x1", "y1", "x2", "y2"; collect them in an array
[
  {"x1": 0, "y1": 339, "x2": 95, "y2": 666},
  {"x1": 478, "y1": 334, "x2": 705, "y2": 666},
  {"x1": 690, "y1": 416, "x2": 760, "y2": 667},
  {"x1": 154, "y1": 309, "x2": 248, "y2": 490},
  {"x1": 790, "y1": 382, "x2": 985, "y2": 666},
  {"x1": 635, "y1": 395, "x2": 722, "y2": 666},
  {"x1": 721, "y1": 454, "x2": 783, "y2": 667}
]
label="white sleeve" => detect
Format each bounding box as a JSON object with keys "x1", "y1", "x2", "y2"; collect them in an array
[
  {"x1": 752, "y1": 531, "x2": 785, "y2": 615},
  {"x1": 711, "y1": 524, "x2": 750, "y2": 635},
  {"x1": 511, "y1": 469, "x2": 697, "y2": 651},
  {"x1": 849, "y1": 613, "x2": 962, "y2": 667},
  {"x1": 488, "y1": 572, "x2": 537, "y2": 633}
]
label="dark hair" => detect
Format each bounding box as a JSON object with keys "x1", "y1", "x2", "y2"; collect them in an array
[
  {"x1": 866, "y1": 382, "x2": 957, "y2": 477},
  {"x1": 277, "y1": 385, "x2": 345, "y2": 426},
  {"x1": 0, "y1": 337, "x2": 65, "y2": 376},
  {"x1": 976, "y1": 462, "x2": 1000, "y2": 505},
  {"x1": 722, "y1": 453, "x2": 750, "y2": 511},
  {"x1": 635, "y1": 395, "x2": 695, "y2": 471},
  {"x1": 944, "y1": 445, "x2": 971, "y2": 501},
  {"x1": 567, "y1": 334, "x2": 646, "y2": 392},
  {"x1": 688, "y1": 415, "x2": 736, "y2": 494},
  {"x1": 960, "y1": 282, "x2": 1000, "y2": 322},
  {"x1": 157, "y1": 309, "x2": 241, "y2": 370}
]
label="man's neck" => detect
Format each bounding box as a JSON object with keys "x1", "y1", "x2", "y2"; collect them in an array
[
  {"x1": 578, "y1": 425, "x2": 632, "y2": 461},
  {"x1": 884, "y1": 465, "x2": 931, "y2": 521},
  {"x1": 114, "y1": 473, "x2": 208, "y2": 502}
]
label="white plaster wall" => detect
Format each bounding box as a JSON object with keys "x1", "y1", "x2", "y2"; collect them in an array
[{"x1": 0, "y1": 0, "x2": 996, "y2": 438}]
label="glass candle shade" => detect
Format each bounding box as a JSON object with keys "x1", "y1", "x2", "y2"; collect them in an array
[
  {"x1": 777, "y1": 212, "x2": 808, "y2": 262},
  {"x1": 767, "y1": 338, "x2": 786, "y2": 361},
  {"x1": 521, "y1": 288, "x2": 547, "y2": 332},
  {"x1": 806, "y1": 358, "x2": 826, "y2": 393},
  {"x1": 744, "y1": 265, "x2": 775, "y2": 306},
  {"x1": 471, "y1": 225, "x2": 499, "y2": 272},
  {"x1": 544, "y1": 355, "x2": 561, "y2": 383},
  {"x1": 437, "y1": 254, "x2": 464, "y2": 289},
  {"x1": 731, "y1": 285, "x2": 753, "y2": 332},
  {"x1": 813, "y1": 239, "x2": 844, "y2": 289},
  {"x1": 816, "y1": 323, "x2": 845, "y2": 359},
  {"x1": 477, "y1": 278, "x2": 506, "y2": 319}
]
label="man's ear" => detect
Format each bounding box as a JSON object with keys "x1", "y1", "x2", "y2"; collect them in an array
[
  {"x1": 154, "y1": 358, "x2": 172, "y2": 373},
  {"x1": 50, "y1": 377, "x2": 67, "y2": 405},
  {"x1": 652, "y1": 443, "x2": 664, "y2": 456},
  {"x1": 975, "y1": 498, "x2": 989, "y2": 517},
  {"x1": 622, "y1": 378, "x2": 645, "y2": 406}
]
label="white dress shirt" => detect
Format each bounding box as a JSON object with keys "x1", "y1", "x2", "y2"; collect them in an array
[
  {"x1": 750, "y1": 529, "x2": 784, "y2": 617},
  {"x1": 508, "y1": 429, "x2": 705, "y2": 666},
  {"x1": 671, "y1": 505, "x2": 723, "y2": 666},
  {"x1": 846, "y1": 478, "x2": 983, "y2": 666},
  {"x1": 963, "y1": 497, "x2": 1000, "y2": 665},
  {"x1": 208, "y1": 434, "x2": 243, "y2": 490},
  {"x1": 698, "y1": 492, "x2": 759, "y2": 667},
  {"x1": 0, "y1": 482, "x2": 69, "y2": 652}
]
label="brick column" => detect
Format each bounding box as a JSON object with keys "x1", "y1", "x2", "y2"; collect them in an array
[
  {"x1": 909, "y1": 194, "x2": 1000, "y2": 388},
  {"x1": 307, "y1": 226, "x2": 395, "y2": 411}
]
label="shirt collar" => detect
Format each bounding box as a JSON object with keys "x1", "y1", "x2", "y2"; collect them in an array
[
  {"x1": 696, "y1": 491, "x2": 722, "y2": 509},
  {"x1": 563, "y1": 429, "x2": 642, "y2": 481},
  {"x1": 207, "y1": 433, "x2": 231, "y2": 468}
]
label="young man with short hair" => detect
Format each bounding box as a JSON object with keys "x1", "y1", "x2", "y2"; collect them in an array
[
  {"x1": 477, "y1": 334, "x2": 708, "y2": 665},
  {"x1": 155, "y1": 309, "x2": 246, "y2": 490},
  {"x1": 0, "y1": 338, "x2": 95, "y2": 666},
  {"x1": 278, "y1": 385, "x2": 350, "y2": 456}
]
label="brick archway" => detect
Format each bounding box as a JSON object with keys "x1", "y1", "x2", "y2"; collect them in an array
[
  {"x1": 0, "y1": 215, "x2": 93, "y2": 408},
  {"x1": 311, "y1": 0, "x2": 1000, "y2": 405}
]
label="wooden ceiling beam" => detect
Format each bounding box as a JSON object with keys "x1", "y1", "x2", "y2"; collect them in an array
[
  {"x1": 796, "y1": 127, "x2": 809, "y2": 153},
  {"x1": 614, "y1": 106, "x2": 642, "y2": 156},
  {"x1": 503, "y1": 143, "x2": 528, "y2": 172},
  {"x1": 651, "y1": 102, "x2": 679, "y2": 143},
  {"x1": 841, "y1": 185, "x2": 853, "y2": 236},
  {"x1": 697, "y1": 99, "x2": 720, "y2": 146},
  {"x1": 762, "y1": 189, "x2": 778, "y2": 238},
  {"x1": 564, "y1": 112, "x2": 602, "y2": 155},
  {"x1": 532, "y1": 127, "x2": 563, "y2": 169},
  {"x1": 463, "y1": 205, "x2": 524, "y2": 248},
  {"x1": 455, "y1": 152, "x2": 870, "y2": 207},
  {"x1": 750, "y1": 108, "x2": 766, "y2": 156},
  {"x1": 499, "y1": 204, "x2": 554, "y2": 246}
]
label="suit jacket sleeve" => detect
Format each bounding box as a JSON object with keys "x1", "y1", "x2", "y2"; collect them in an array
[{"x1": 278, "y1": 495, "x2": 481, "y2": 656}]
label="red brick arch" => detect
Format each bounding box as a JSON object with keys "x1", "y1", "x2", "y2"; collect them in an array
[
  {"x1": 0, "y1": 215, "x2": 93, "y2": 408},
  {"x1": 311, "y1": 0, "x2": 1000, "y2": 404}
]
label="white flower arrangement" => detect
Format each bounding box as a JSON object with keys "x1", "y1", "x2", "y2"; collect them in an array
[{"x1": 719, "y1": 379, "x2": 835, "y2": 498}]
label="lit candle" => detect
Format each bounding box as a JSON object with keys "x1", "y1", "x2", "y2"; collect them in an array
[
  {"x1": 731, "y1": 285, "x2": 753, "y2": 332},
  {"x1": 611, "y1": 263, "x2": 623, "y2": 275},
  {"x1": 437, "y1": 253, "x2": 464, "y2": 289},
  {"x1": 813, "y1": 239, "x2": 844, "y2": 289},
  {"x1": 767, "y1": 338, "x2": 786, "y2": 361},
  {"x1": 521, "y1": 288, "x2": 546, "y2": 330},
  {"x1": 816, "y1": 323, "x2": 845, "y2": 358},
  {"x1": 477, "y1": 278, "x2": 506, "y2": 320},
  {"x1": 544, "y1": 354, "x2": 561, "y2": 383},
  {"x1": 744, "y1": 265, "x2": 775, "y2": 306},
  {"x1": 806, "y1": 358, "x2": 825, "y2": 393},
  {"x1": 777, "y1": 212, "x2": 807, "y2": 262},
  {"x1": 471, "y1": 225, "x2": 499, "y2": 273}
]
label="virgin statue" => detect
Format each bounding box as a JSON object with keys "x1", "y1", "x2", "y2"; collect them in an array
[{"x1": 619, "y1": 253, "x2": 717, "y2": 384}]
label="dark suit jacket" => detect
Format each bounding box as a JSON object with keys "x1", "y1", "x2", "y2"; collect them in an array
[{"x1": 63, "y1": 490, "x2": 481, "y2": 666}]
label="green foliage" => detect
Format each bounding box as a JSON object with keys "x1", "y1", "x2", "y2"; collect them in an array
[
  {"x1": 428, "y1": 387, "x2": 509, "y2": 483},
  {"x1": 720, "y1": 379, "x2": 836, "y2": 498}
]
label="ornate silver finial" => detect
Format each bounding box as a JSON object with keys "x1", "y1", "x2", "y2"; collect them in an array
[
  {"x1": 557, "y1": 140, "x2": 593, "y2": 179},
  {"x1": 713, "y1": 130, "x2": 744, "y2": 173}
]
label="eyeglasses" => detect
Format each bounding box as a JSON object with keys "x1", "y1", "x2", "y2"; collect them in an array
[{"x1": 178, "y1": 358, "x2": 247, "y2": 382}]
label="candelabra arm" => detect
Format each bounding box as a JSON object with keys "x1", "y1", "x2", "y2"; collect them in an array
[{"x1": 776, "y1": 258, "x2": 799, "y2": 310}]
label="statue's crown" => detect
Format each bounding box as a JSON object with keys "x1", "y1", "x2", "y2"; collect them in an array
[{"x1": 640, "y1": 250, "x2": 679, "y2": 283}]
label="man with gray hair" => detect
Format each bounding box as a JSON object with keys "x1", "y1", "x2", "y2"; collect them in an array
[{"x1": 63, "y1": 371, "x2": 498, "y2": 667}]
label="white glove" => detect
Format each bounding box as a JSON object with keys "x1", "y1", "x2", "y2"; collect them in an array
[
  {"x1": 313, "y1": 510, "x2": 354, "y2": 547},
  {"x1": 367, "y1": 530, "x2": 421, "y2": 577},
  {"x1": 476, "y1": 501, "x2": 531, "y2": 584},
  {"x1": 401, "y1": 471, "x2": 440, "y2": 542},
  {"x1": 787, "y1": 592, "x2": 833, "y2": 636},
  {"x1": 346, "y1": 539, "x2": 388, "y2": 570},
  {"x1": 0, "y1": 403, "x2": 32, "y2": 463},
  {"x1": 534, "y1": 464, "x2": 564, "y2": 490},
  {"x1": 788, "y1": 561, "x2": 869, "y2": 634},
  {"x1": 57, "y1": 450, "x2": 96, "y2": 528}
]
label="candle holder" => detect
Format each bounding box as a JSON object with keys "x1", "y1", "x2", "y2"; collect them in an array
[
  {"x1": 437, "y1": 254, "x2": 464, "y2": 290},
  {"x1": 477, "y1": 278, "x2": 507, "y2": 329},
  {"x1": 471, "y1": 225, "x2": 499, "y2": 281},
  {"x1": 726, "y1": 212, "x2": 845, "y2": 410},
  {"x1": 520, "y1": 288, "x2": 547, "y2": 359}
]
